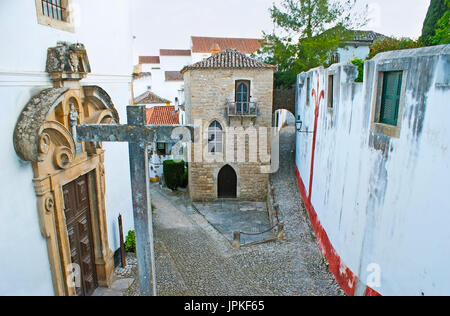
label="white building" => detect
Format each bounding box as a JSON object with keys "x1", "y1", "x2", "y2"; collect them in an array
[
  {"x1": 134, "y1": 49, "x2": 191, "y2": 105},
  {"x1": 145, "y1": 104, "x2": 186, "y2": 181},
  {"x1": 333, "y1": 30, "x2": 385, "y2": 63},
  {"x1": 0, "y1": 0, "x2": 134, "y2": 296}
]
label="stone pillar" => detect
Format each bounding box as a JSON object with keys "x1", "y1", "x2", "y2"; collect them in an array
[{"x1": 232, "y1": 231, "x2": 241, "y2": 249}]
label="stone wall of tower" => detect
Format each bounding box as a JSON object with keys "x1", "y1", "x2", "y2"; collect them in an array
[{"x1": 184, "y1": 68, "x2": 274, "y2": 201}]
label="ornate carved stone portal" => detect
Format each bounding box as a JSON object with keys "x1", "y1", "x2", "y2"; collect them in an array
[{"x1": 13, "y1": 42, "x2": 119, "y2": 296}]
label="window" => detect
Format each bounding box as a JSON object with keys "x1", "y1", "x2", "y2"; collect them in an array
[
  {"x1": 157, "y1": 143, "x2": 167, "y2": 156},
  {"x1": 327, "y1": 75, "x2": 334, "y2": 109},
  {"x1": 330, "y1": 53, "x2": 340, "y2": 64},
  {"x1": 35, "y1": 0, "x2": 74, "y2": 32},
  {"x1": 208, "y1": 121, "x2": 223, "y2": 154},
  {"x1": 235, "y1": 80, "x2": 250, "y2": 113},
  {"x1": 41, "y1": 0, "x2": 65, "y2": 21},
  {"x1": 379, "y1": 71, "x2": 403, "y2": 126}
]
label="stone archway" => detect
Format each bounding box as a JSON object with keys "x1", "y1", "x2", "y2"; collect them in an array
[
  {"x1": 274, "y1": 109, "x2": 296, "y2": 131},
  {"x1": 218, "y1": 165, "x2": 237, "y2": 198}
]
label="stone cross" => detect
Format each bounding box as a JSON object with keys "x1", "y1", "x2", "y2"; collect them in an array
[{"x1": 77, "y1": 105, "x2": 193, "y2": 296}]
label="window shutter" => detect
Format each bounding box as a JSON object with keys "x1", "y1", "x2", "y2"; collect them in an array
[{"x1": 380, "y1": 71, "x2": 403, "y2": 126}]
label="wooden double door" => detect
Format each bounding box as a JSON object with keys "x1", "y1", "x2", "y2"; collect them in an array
[{"x1": 63, "y1": 173, "x2": 98, "y2": 296}]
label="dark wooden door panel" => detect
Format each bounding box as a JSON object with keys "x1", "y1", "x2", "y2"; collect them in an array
[
  {"x1": 218, "y1": 165, "x2": 237, "y2": 198},
  {"x1": 63, "y1": 173, "x2": 98, "y2": 296}
]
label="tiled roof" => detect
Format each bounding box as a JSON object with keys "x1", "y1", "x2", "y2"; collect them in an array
[
  {"x1": 134, "y1": 90, "x2": 170, "y2": 105},
  {"x1": 139, "y1": 56, "x2": 160, "y2": 64},
  {"x1": 181, "y1": 49, "x2": 276, "y2": 73},
  {"x1": 133, "y1": 72, "x2": 152, "y2": 80},
  {"x1": 350, "y1": 30, "x2": 386, "y2": 42},
  {"x1": 191, "y1": 36, "x2": 262, "y2": 54},
  {"x1": 160, "y1": 49, "x2": 192, "y2": 56},
  {"x1": 165, "y1": 71, "x2": 184, "y2": 81},
  {"x1": 146, "y1": 106, "x2": 179, "y2": 125}
]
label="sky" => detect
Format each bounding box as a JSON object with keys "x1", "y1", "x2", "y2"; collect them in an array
[{"x1": 131, "y1": 0, "x2": 431, "y2": 56}]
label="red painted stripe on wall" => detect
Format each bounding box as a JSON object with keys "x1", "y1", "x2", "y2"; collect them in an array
[{"x1": 295, "y1": 166, "x2": 382, "y2": 296}]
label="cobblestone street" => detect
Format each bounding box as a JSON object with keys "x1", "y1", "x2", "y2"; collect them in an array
[{"x1": 124, "y1": 125, "x2": 343, "y2": 296}]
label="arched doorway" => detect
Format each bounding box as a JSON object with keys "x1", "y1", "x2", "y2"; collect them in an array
[
  {"x1": 274, "y1": 109, "x2": 296, "y2": 131},
  {"x1": 218, "y1": 165, "x2": 237, "y2": 198},
  {"x1": 13, "y1": 85, "x2": 118, "y2": 296}
]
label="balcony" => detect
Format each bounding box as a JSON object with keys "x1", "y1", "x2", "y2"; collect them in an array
[{"x1": 226, "y1": 101, "x2": 258, "y2": 117}]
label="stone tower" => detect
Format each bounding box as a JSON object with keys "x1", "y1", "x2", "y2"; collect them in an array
[{"x1": 182, "y1": 49, "x2": 276, "y2": 201}]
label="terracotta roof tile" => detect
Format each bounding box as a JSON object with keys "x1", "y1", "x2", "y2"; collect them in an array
[
  {"x1": 160, "y1": 49, "x2": 192, "y2": 56},
  {"x1": 165, "y1": 71, "x2": 184, "y2": 81},
  {"x1": 146, "y1": 106, "x2": 179, "y2": 125},
  {"x1": 181, "y1": 49, "x2": 276, "y2": 73},
  {"x1": 133, "y1": 72, "x2": 152, "y2": 80},
  {"x1": 191, "y1": 36, "x2": 262, "y2": 54},
  {"x1": 139, "y1": 56, "x2": 160, "y2": 64},
  {"x1": 134, "y1": 90, "x2": 170, "y2": 104}
]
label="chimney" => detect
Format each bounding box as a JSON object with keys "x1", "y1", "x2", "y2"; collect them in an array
[{"x1": 211, "y1": 43, "x2": 221, "y2": 55}]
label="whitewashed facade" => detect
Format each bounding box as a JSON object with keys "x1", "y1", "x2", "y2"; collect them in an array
[
  {"x1": 295, "y1": 45, "x2": 450, "y2": 296},
  {"x1": 134, "y1": 52, "x2": 190, "y2": 105}
]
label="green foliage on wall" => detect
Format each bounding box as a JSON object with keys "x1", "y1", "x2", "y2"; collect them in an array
[
  {"x1": 369, "y1": 37, "x2": 422, "y2": 59},
  {"x1": 163, "y1": 160, "x2": 186, "y2": 190},
  {"x1": 351, "y1": 57, "x2": 365, "y2": 83}
]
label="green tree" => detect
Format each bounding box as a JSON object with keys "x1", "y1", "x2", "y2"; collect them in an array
[
  {"x1": 421, "y1": 0, "x2": 448, "y2": 46},
  {"x1": 432, "y1": 0, "x2": 450, "y2": 44},
  {"x1": 257, "y1": 0, "x2": 366, "y2": 88},
  {"x1": 369, "y1": 37, "x2": 422, "y2": 59}
]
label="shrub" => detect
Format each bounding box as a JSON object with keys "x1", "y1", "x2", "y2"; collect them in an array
[
  {"x1": 163, "y1": 160, "x2": 186, "y2": 190},
  {"x1": 369, "y1": 37, "x2": 422, "y2": 59},
  {"x1": 351, "y1": 57, "x2": 365, "y2": 83},
  {"x1": 124, "y1": 230, "x2": 136, "y2": 253},
  {"x1": 180, "y1": 168, "x2": 189, "y2": 188}
]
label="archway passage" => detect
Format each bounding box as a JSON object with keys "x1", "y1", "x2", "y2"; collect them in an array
[
  {"x1": 274, "y1": 109, "x2": 296, "y2": 131},
  {"x1": 218, "y1": 165, "x2": 237, "y2": 198}
]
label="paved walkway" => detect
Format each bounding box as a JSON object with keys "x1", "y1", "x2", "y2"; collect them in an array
[
  {"x1": 126, "y1": 125, "x2": 343, "y2": 296},
  {"x1": 193, "y1": 200, "x2": 274, "y2": 245}
]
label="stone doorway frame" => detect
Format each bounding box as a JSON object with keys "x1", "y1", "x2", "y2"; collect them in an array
[
  {"x1": 14, "y1": 86, "x2": 119, "y2": 296},
  {"x1": 34, "y1": 153, "x2": 113, "y2": 296}
]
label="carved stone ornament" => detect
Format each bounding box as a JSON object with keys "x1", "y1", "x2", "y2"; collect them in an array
[
  {"x1": 54, "y1": 146, "x2": 74, "y2": 169},
  {"x1": 39, "y1": 133, "x2": 51, "y2": 155},
  {"x1": 14, "y1": 88, "x2": 73, "y2": 163},
  {"x1": 44, "y1": 196, "x2": 55, "y2": 213},
  {"x1": 46, "y1": 42, "x2": 91, "y2": 82}
]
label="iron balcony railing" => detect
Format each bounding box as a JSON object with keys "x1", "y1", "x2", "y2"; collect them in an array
[{"x1": 226, "y1": 101, "x2": 258, "y2": 117}]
